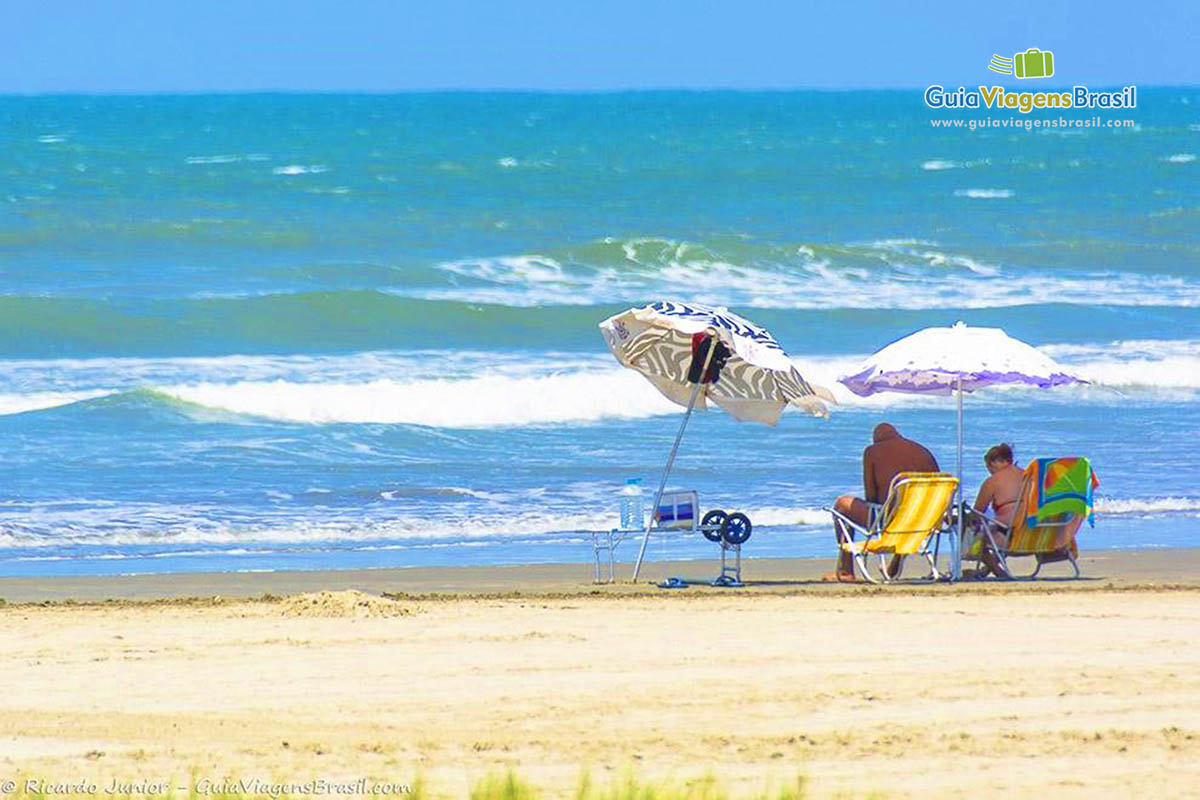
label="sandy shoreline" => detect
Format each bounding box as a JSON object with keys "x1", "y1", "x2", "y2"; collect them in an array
[
  {"x1": 3, "y1": 547, "x2": 1200, "y2": 604},
  {"x1": 2, "y1": 550, "x2": 1199, "y2": 798}
]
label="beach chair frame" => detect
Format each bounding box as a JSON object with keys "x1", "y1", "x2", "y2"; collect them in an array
[
  {"x1": 957, "y1": 505, "x2": 1010, "y2": 579},
  {"x1": 829, "y1": 472, "x2": 959, "y2": 584},
  {"x1": 961, "y1": 465, "x2": 1087, "y2": 580}
]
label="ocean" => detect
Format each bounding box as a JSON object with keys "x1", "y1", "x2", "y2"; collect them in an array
[{"x1": 1, "y1": 90, "x2": 1197, "y2": 577}]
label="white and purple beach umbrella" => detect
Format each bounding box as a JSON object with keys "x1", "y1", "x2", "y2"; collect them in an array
[
  {"x1": 840, "y1": 322, "x2": 1085, "y2": 398},
  {"x1": 839, "y1": 322, "x2": 1087, "y2": 578}
]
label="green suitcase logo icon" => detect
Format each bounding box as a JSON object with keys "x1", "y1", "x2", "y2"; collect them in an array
[{"x1": 1014, "y1": 48, "x2": 1054, "y2": 79}]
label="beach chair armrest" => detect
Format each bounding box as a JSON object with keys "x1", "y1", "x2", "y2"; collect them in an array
[
  {"x1": 829, "y1": 507, "x2": 871, "y2": 537},
  {"x1": 961, "y1": 504, "x2": 1010, "y2": 533}
]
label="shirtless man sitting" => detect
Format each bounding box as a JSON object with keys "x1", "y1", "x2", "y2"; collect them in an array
[{"x1": 826, "y1": 422, "x2": 939, "y2": 581}]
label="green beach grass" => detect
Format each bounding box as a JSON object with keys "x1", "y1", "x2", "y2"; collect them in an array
[
  {"x1": 470, "y1": 771, "x2": 810, "y2": 800},
  {"x1": 7, "y1": 771, "x2": 817, "y2": 800}
]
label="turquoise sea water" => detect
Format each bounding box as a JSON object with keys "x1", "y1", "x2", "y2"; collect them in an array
[{"x1": 1, "y1": 91, "x2": 1198, "y2": 577}]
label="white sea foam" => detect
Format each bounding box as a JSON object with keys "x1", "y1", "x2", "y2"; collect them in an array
[
  {"x1": 420, "y1": 242, "x2": 1200, "y2": 310},
  {"x1": 1095, "y1": 497, "x2": 1200, "y2": 515},
  {"x1": 0, "y1": 493, "x2": 858, "y2": 551},
  {"x1": 867, "y1": 239, "x2": 998, "y2": 275},
  {"x1": 0, "y1": 390, "x2": 109, "y2": 415},
  {"x1": 921, "y1": 159, "x2": 960, "y2": 171},
  {"x1": 494, "y1": 156, "x2": 552, "y2": 169},
  {"x1": 0, "y1": 504, "x2": 623, "y2": 549},
  {"x1": 2, "y1": 339, "x2": 1199, "y2": 425},
  {"x1": 0, "y1": 495, "x2": 1191, "y2": 551},
  {"x1": 0, "y1": 350, "x2": 604, "y2": 394},
  {"x1": 1041, "y1": 339, "x2": 1200, "y2": 360},
  {"x1": 954, "y1": 188, "x2": 1013, "y2": 199},
  {"x1": 185, "y1": 154, "x2": 240, "y2": 165},
  {"x1": 272, "y1": 164, "x2": 328, "y2": 175},
  {"x1": 748, "y1": 506, "x2": 831, "y2": 526},
  {"x1": 437, "y1": 254, "x2": 571, "y2": 288},
  {"x1": 160, "y1": 370, "x2": 679, "y2": 427},
  {"x1": 37, "y1": 135, "x2": 65, "y2": 144},
  {"x1": 1165, "y1": 153, "x2": 1196, "y2": 164},
  {"x1": 1040, "y1": 339, "x2": 1200, "y2": 389}
]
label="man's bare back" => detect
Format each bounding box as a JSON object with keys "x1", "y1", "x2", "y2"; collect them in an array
[
  {"x1": 828, "y1": 422, "x2": 940, "y2": 580},
  {"x1": 862, "y1": 423, "x2": 940, "y2": 504}
]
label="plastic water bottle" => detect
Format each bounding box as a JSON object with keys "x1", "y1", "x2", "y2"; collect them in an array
[{"x1": 619, "y1": 478, "x2": 644, "y2": 530}]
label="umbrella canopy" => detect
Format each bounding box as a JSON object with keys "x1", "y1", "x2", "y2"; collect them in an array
[
  {"x1": 600, "y1": 300, "x2": 834, "y2": 423},
  {"x1": 841, "y1": 321, "x2": 1085, "y2": 397}
]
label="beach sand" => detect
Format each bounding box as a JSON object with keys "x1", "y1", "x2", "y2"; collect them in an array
[{"x1": 2, "y1": 551, "x2": 1199, "y2": 798}]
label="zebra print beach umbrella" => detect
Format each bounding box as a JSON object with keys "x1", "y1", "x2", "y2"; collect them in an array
[
  {"x1": 599, "y1": 301, "x2": 834, "y2": 424},
  {"x1": 600, "y1": 301, "x2": 834, "y2": 581}
]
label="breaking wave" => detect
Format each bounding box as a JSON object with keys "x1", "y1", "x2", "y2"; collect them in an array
[
  {"x1": 4, "y1": 237, "x2": 1200, "y2": 360},
  {"x1": 414, "y1": 237, "x2": 1199, "y2": 309},
  {"x1": 1095, "y1": 497, "x2": 1200, "y2": 515},
  {"x1": 160, "y1": 372, "x2": 678, "y2": 426},
  {"x1": 0, "y1": 495, "x2": 1193, "y2": 553},
  {"x1": 2, "y1": 336, "x2": 1199, "y2": 427}
]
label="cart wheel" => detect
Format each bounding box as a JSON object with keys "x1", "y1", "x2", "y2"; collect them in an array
[
  {"x1": 721, "y1": 512, "x2": 752, "y2": 545},
  {"x1": 701, "y1": 510, "x2": 727, "y2": 542}
]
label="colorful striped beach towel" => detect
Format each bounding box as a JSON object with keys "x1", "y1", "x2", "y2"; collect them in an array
[
  {"x1": 1002, "y1": 457, "x2": 1098, "y2": 560},
  {"x1": 1025, "y1": 457, "x2": 1099, "y2": 529}
]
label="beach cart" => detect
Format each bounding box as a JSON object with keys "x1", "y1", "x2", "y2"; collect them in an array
[{"x1": 592, "y1": 489, "x2": 754, "y2": 586}]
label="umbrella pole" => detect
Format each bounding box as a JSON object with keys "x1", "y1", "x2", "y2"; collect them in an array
[
  {"x1": 631, "y1": 380, "x2": 703, "y2": 582},
  {"x1": 632, "y1": 335, "x2": 717, "y2": 582},
  {"x1": 953, "y1": 377, "x2": 964, "y2": 581}
]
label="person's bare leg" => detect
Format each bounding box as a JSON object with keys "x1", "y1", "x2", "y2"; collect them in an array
[
  {"x1": 826, "y1": 495, "x2": 870, "y2": 580},
  {"x1": 957, "y1": 516, "x2": 990, "y2": 579},
  {"x1": 982, "y1": 530, "x2": 1011, "y2": 578},
  {"x1": 981, "y1": 547, "x2": 1004, "y2": 578}
]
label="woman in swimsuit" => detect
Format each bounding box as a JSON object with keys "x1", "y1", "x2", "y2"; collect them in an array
[
  {"x1": 968, "y1": 443, "x2": 1023, "y2": 578},
  {"x1": 975, "y1": 443, "x2": 1022, "y2": 526}
]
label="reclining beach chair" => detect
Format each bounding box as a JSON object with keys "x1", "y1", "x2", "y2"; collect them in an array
[
  {"x1": 830, "y1": 472, "x2": 959, "y2": 583},
  {"x1": 964, "y1": 457, "x2": 1098, "y2": 579}
]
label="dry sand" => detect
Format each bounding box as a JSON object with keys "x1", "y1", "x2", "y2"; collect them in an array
[{"x1": 1, "y1": 552, "x2": 1199, "y2": 798}]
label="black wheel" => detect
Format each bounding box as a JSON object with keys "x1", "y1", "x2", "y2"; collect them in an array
[
  {"x1": 721, "y1": 512, "x2": 752, "y2": 545},
  {"x1": 701, "y1": 509, "x2": 727, "y2": 542}
]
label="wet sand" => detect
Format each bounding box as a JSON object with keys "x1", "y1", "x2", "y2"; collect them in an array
[{"x1": 1, "y1": 547, "x2": 1197, "y2": 603}]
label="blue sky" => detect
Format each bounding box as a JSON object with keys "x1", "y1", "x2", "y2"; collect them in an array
[{"x1": 2, "y1": 0, "x2": 1197, "y2": 92}]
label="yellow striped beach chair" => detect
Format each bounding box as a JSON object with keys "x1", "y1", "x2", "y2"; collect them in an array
[{"x1": 830, "y1": 472, "x2": 959, "y2": 583}]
